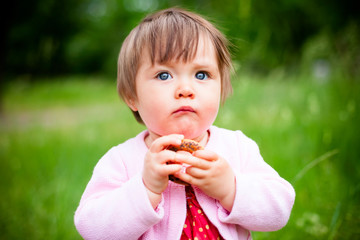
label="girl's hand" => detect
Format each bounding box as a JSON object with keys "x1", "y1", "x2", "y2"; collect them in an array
[
  {"x1": 174, "y1": 150, "x2": 236, "y2": 212},
  {"x1": 142, "y1": 134, "x2": 184, "y2": 208}
]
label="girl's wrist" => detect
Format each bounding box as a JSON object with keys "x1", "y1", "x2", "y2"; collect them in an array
[
  {"x1": 219, "y1": 177, "x2": 236, "y2": 212},
  {"x1": 145, "y1": 186, "x2": 162, "y2": 209}
]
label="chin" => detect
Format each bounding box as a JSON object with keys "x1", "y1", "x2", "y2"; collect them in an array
[
  {"x1": 155, "y1": 118, "x2": 212, "y2": 139},
  {"x1": 175, "y1": 126, "x2": 209, "y2": 140}
]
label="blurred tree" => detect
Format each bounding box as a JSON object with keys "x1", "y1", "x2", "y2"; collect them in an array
[
  {"x1": 1, "y1": 0, "x2": 359, "y2": 78},
  {"x1": 233, "y1": 0, "x2": 360, "y2": 74},
  {"x1": 3, "y1": 0, "x2": 89, "y2": 77}
]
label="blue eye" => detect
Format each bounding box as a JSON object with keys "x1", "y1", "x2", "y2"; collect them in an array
[
  {"x1": 157, "y1": 72, "x2": 172, "y2": 81},
  {"x1": 195, "y1": 72, "x2": 208, "y2": 80}
]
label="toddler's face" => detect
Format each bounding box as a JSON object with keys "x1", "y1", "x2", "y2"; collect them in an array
[{"x1": 129, "y1": 35, "x2": 221, "y2": 141}]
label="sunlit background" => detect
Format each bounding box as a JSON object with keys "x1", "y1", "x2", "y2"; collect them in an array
[{"x1": 1, "y1": 0, "x2": 359, "y2": 239}]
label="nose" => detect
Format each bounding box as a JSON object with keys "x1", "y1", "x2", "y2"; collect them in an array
[{"x1": 175, "y1": 79, "x2": 195, "y2": 99}]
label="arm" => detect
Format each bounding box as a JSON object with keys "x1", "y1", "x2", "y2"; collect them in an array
[
  {"x1": 74, "y1": 134, "x2": 185, "y2": 239},
  {"x1": 74, "y1": 149, "x2": 163, "y2": 240},
  {"x1": 174, "y1": 130, "x2": 295, "y2": 231},
  {"x1": 218, "y1": 134, "x2": 295, "y2": 232}
]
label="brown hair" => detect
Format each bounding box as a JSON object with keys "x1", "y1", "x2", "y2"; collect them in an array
[{"x1": 117, "y1": 8, "x2": 233, "y2": 124}]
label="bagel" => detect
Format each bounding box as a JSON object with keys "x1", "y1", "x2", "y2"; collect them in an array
[{"x1": 167, "y1": 139, "x2": 204, "y2": 185}]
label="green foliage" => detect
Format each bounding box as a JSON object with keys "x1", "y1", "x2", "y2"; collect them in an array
[
  {"x1": 1, "y1": 72, "x2": 359, "y2": 239},
  {"x1": 3, "y1": 0, "x2": 360, "y2": 76}
]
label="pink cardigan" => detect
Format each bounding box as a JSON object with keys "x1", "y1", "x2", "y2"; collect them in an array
[{"x1": 74, "y1": 126, "x2": 295, "y2": 239}]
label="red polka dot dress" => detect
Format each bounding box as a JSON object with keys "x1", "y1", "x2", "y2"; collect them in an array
[{"x1": 181, "y1": 186, "x2": 223, "y2": 240}]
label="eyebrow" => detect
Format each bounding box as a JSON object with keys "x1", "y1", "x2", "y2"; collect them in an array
[
  {"x1": 191, "y1": 59, "x2": 219, "y2": 69},
  {"x1": 151, "y1": 59, "x2": 218, "y2": 71}
]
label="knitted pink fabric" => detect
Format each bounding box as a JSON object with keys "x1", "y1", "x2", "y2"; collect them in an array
[{"x1": 74, "y1": 126, "x2": 295, "y2": 240}]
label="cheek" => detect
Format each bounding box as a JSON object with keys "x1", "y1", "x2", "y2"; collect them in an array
[
  {"x1": 201, "y1": 89, "x2": 221, "y2": 120},
  {"x1": 204, "y1": 84, "x2": 221, "y2": 108},
  {"x1": 204, "y1": 101, "x2": 220, "y2": 121},
  {"x1": 135, "y1": 86, "x2": 157, "y2": 110},
  {"x1": 136, "y1": 94, "x2": 167, "y2": 124}
]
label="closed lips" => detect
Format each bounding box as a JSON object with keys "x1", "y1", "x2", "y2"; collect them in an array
[{"x1": 173, "y1": 106, "x2": 195, "y2": 113}]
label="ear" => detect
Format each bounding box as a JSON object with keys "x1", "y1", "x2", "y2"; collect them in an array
[{"x1": 125, "y1": 98, "x2": 138, "y2": 111}]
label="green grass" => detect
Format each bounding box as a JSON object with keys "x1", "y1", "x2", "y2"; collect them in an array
[{"x1": 1, "y1": 73, "x2": 359, "y2": 239}]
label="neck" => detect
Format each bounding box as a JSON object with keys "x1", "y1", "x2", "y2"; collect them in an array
[
  {"x1": 144, "y1": 129, "x2": 210, "y2": 148},
  {"x1": 192, "y1": 130, "x2": 210, "y2": 147}
]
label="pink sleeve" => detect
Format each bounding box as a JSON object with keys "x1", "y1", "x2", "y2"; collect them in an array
[
  {"x1": 218, "y1": 132, "x2": 295, "y2": 232},
  {"x1": 74, "y1": 147, "x2": 163, "y2": 239}
]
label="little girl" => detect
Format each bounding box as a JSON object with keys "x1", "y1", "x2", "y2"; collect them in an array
[{"x1": 74, "y1": 8, "x2": 295, "y2": 239}]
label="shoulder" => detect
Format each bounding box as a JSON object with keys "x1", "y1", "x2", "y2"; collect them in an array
[
  {"x1": 113, "y1": 130, "x2": 148, "y2": 154},
  {"x1": 208, "y1": 126, "x2": 262, "y2": 164},
  {"x1": 94, "y1": 130, "x2": 148, "y2": 172},
  {"x1": 209, "y1": 125, "x2": 257, "y2": 147}
]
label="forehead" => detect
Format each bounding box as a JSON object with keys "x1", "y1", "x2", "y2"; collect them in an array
[{"x1": 144, "y1": 32, "x2": 219, "y2": 67}]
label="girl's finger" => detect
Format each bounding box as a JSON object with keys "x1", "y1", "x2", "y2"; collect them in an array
[
  {"x1": 193, "y1": 150, "x2": 218, "y2": 162},
  {"x1": 156, "y1": 150, "x2": 177, "y2": 164},
  {"x1": 174, "y1": 154, "x2": 211, "y2": 170},
  {"x1": 149, "y1": 134, "x2": 184, "y2": 153},
  {"x1": 159, "y1": 163, "x2": 183, "y2": 176},
  {"x1": 185, "y1": 166, "x2": 207, "y2": 179}
]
